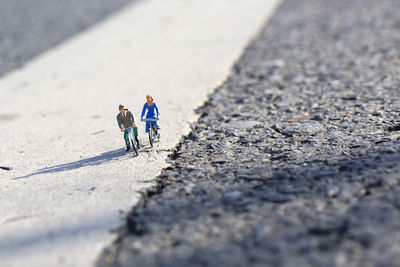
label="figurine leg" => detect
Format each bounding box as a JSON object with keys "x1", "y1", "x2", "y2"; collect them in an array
[{"x1": 123, "y1": 131, "x2": 130, "y2": 151}]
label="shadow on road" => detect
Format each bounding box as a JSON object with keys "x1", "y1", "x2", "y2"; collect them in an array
[
  {"x1": 13, "y1": 148, "x2": 131, "y2": 180},
  {"x1": 0, "y1": 211, "x2": 118, "y2": 260}
]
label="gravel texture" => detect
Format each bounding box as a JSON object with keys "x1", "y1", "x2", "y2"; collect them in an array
[
  {"x1": 98, "y1": 0, "x2": 400, "y2": 266},
  {"x1": 0, "y1": 0, "x2": 136, "y2": 78}
]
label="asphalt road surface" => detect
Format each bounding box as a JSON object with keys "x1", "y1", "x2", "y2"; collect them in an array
[
  {"x1": 0, "y1": 0, "x2": 136, "y2": 78},
  {"x1": 99, "y1": 0, "x2": 400, "y2": 266}
]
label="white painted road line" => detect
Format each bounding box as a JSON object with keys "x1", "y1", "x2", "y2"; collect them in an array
[{"x1": 0, "y1": 0, "x2": 281, "y2": 266}]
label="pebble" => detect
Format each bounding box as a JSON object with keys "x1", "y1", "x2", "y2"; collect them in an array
[
  {"x1": 224, "y1": 191, "x2": 242, "y2": 201},
  {"x1": 220, "y1": 120, "x2": 262, "y2": 129}
]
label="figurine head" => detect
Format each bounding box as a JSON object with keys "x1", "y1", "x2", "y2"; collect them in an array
[
  {"x1": 119, "y1": 105, "x2": 125, "y2": 113},
  {"x1": 146, "y1": 95, "x2": 154, "y2": 103}
]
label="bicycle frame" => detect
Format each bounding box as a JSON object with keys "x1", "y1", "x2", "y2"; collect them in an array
[
  {"x1": 124, "y1": 127, "x2": 138, "y2": 155},
  {"x1": 141, "y1": 119, "x2": 158, "y2": 147}
]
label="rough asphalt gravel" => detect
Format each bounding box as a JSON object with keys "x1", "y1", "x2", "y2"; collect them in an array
[
  {"x1": 98, "y1": 0, "x2": 400, "y2": 266},
  {"x1": 0, "y1": 0, "x2": 136, "y2": 78}
]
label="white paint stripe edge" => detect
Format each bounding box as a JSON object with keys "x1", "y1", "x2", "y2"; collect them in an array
[{"x1": 0, "y1": 0, "x2": 282, "y2": 266}]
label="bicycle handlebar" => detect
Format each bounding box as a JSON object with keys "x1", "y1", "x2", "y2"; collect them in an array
[
  {"x1": 141, "y1": 118, "x2": 158, "y2": 122},
  {"x1": 122, "y1": 126, "x2": 135, "y2": 132}
]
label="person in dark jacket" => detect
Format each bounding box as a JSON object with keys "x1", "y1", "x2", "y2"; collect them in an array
[{"x1": 117, "y1": 105, "x2": 140, "y2": 151}]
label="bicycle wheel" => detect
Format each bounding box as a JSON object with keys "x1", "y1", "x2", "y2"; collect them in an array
[
  {"x1": 148, "y1": 129, "x2": 154, "y2": 148},
  {"x1": 130, "y1": 132, "x2": 139, "y2": 156},
  {"x1": 132, "y1": 140, "x2": 139, "y2": 156}
]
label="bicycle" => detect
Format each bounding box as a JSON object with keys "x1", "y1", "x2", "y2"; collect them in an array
[
  {"x1": 141, "y1": 118, "x2": 160, "y2": 148},
  {"x1": 124, "y1": 126, "x2": 139, "y2": 156}
]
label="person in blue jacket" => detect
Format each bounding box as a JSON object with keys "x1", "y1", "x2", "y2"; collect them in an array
[{"x1": 141, "y1": 95, "x2": 161, "y2": 138}]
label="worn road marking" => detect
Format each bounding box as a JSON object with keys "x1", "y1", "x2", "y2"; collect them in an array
[{"x1": 0, "y1": 0, "x2": 281, "y2": 266}]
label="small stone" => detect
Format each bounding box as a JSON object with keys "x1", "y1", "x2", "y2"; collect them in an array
[
  {"x1": 282, "y1": 122, "x2": 324, "y2": 136},
  {"x1": 341, "y1": 94, "x2": 357, "y2": 101},
  {"x1": 278, "y1": 185, "x2": 309, "y2": 194},
  {"x1": 261, "y1": 193, "x2": 293, "y2": 203},
  {"x1": 212, "y1": 158, "x2": 228, "y2": 164},
  {"x1": 261, "y1": 59, "x2": 286, "y2": 68},
  {"x1": 243, "y1": 204, "x2": 259, "y2": 212},
  {"x1": 271, "y1": 124, "x2": 283, "y2": 133},
  {"x1": 312, "y1": 170, "x2": 336, "y2": 180},
  {"x1": 308, "y1": 216, "x2": 347, "y2": 235},
  {"x1": 271, "y1": 172, "x2": 288, "y2": 180},
  {"x1": 221, "y1": 120, "x2": 262, "y2": 129},
  {"x1": 326, "y1": 185, "x2": 340, "y2": 198},
  {"x1": 224, "y1": 191, "x2": 242, "y2": 201}
]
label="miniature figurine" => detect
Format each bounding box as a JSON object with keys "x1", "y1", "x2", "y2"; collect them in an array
[
  {"x1": 117, "y1": 105, "x2": 140, "y2": 151},
  {"x1": 141, "y1": 95, "x2": 161, "y2": 138}
]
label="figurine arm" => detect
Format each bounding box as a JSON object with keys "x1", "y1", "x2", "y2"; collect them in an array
[
  {"x1": 117, "y1": 115, "x2": 123, "y2": 130},
  {"x1": 141, "y1": 104, "x2": 147, "y2": 119},
  {"x1": 127, "y1": 111, "x2": 136, "y2": 126},
  {"x1": 154, "y1": 103, "x2": 160, "y2": 116}
]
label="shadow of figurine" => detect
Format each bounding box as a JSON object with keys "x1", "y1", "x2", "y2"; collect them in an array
[{"x1": 13, "y1": 148, "x2": 130, "y2": 180}]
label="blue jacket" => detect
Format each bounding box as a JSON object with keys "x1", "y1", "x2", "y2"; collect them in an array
[{"x1": 141, "y1": 103, "x2": 160, "y2": 119}]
